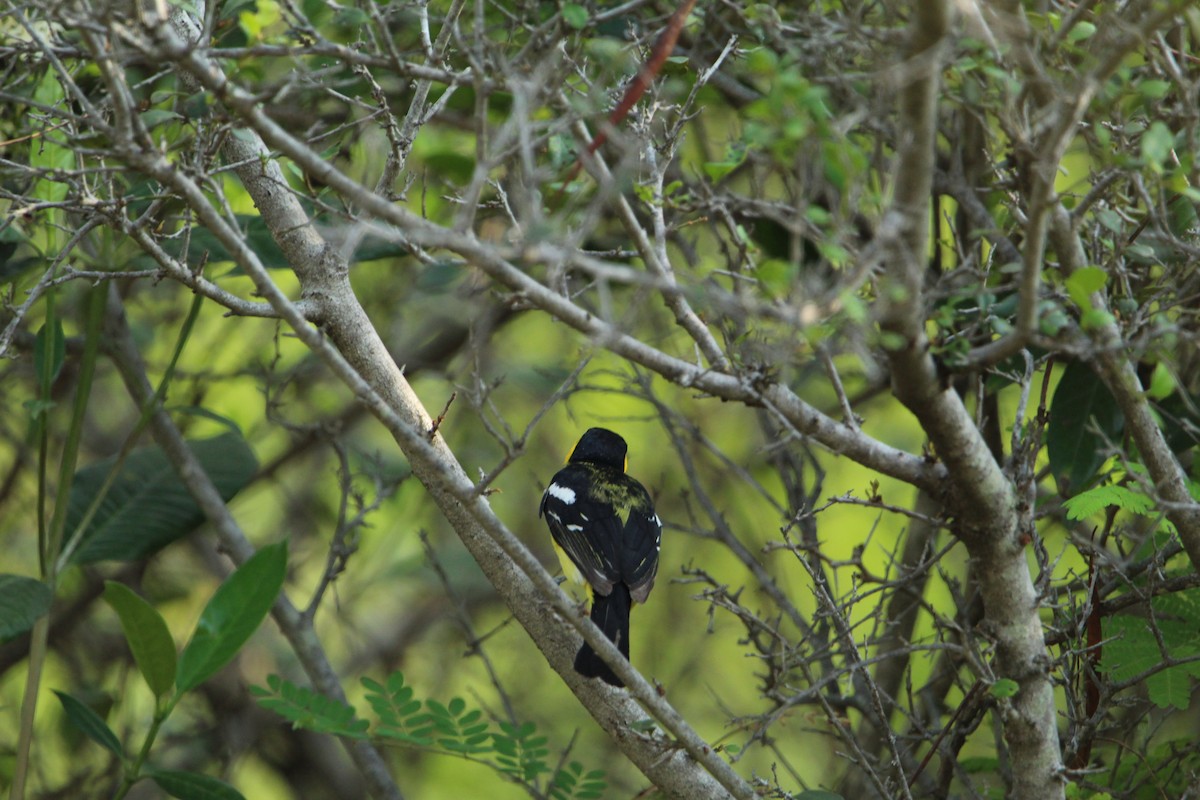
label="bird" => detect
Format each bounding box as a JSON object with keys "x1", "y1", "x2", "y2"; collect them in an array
[{"x1": 539, "y1": 427, "x2": 662, "y2": 687}]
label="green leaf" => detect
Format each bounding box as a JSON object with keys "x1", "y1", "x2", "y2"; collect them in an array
[
  {"x1": 103, "y1": 582, "x2": 178, "y2": 697},
  {"x1": 139, "y1": 109, "x2": 184, "y2": 130},
  {"x1": 1096, "y1": 208, "x2": 1124, "y2": 234},
  {"x1": 332, "y1": 7, "x2": 369, "y2": 27},
  {"x1": 1141, "y1": 121, "x2": 1175, "y2": 170},
  {"x1": 1146, "y1": 362, "x2": 1177, "y2": 401},
  {"x1": 34, "y1": 319, "x2": 66, "y2": 396},
  {"x1": 754, "y1": 258, "x2": 796, "y2": 297},
  {"x1": 1039, "y1": 304, "x2": 1071, "y2": 336},
  {"x1": 67, "y1": 434, "x2": 258, "y2": 565},
  {"x1": 990, "y1": 678, "x2": 1019, "y2": 699},
  {"x1": 31, "y1": 72, "x2": 72, "y2": 207},
  {"x1": 150, "y1": 770, "x2": 246, "y2": 800},
  {"x1": 561, "y1": 3, "x2": 588, "y2": 29},
  {"x1": 1065, "y1": 21, "x2": 1096, "y2": 43},
  {"x1": 1102, "y1": 615, "x2": 1200, "y2": 710},
  {"x1": 1079, "y1": 308, "x2": 1115, "y2": 331},
  {"x1": 1138, "y1": 79, "x2": 1172, "y2": 100},
  {"x1": 251, "y1": 675, "x2": 369, "y2": 738},
  {"x1": 1047, "y1": 360, "x2": 1124, "y2": 493},
  {"x1": 176, "y1": 541, "x2": 287, "y2": 693},
  {"x1": 1065, "y1": 266, "x2": 1107, "y2": 309},
  {"x1": 53, "y1": 690, "x2": 123, "y2": 756},
  {"x1": 0, "y1": 574, "x2": 53, "y2": 639},
  {"x1": 1062, "y1": 484, "x2": 1155, "y2": 520}
]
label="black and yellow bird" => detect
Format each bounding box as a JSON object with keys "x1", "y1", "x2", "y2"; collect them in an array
[{"x1": 540, "y1": 427, "x2": 662, "y2": 687}]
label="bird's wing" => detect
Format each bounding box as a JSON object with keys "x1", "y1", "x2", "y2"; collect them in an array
[
  {"x1": 621, "y1": 483, "x2": 661, "y2": 604},
  {"x1": 541, "y1": 467, "x2": 621, "y2": 595}
]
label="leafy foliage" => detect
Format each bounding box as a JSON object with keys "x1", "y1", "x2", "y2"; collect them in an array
[
  {"x1": 1062, "y1": 484, "x2": 1155, "y2": 521},
  {"x1": 1101, "y1": 589, "x2": 1200, "y2": 710},
  {"x1": 54, "y1": 547, "x2": 287, "y2": 799},
  {"x1": 52, "y1": 690, "x2": 123, "y2": 757},
  {"x1": 254, "y1": 671, "x2": 608, "y2": 799},
  {"x1": 251, "y1": 675, "x2": 370, "y2": 739},
  {"x1": 4, "y1": 0, "x2": 1200, "y2": 797},
  {"x1": 176, "y1": 541, "x2": 288, "y2": 693},
  {"x1": 150, "y1": 769, "x2": 246, "y2": 800},
  {"x1": 0, "y1": 575, "x2": 53, "y2": 640},
  {"x1": 66, "y1": 434, "x2": 258, "y2": 565},
  {"x1": 1047, "y1": 361, "x2": 1124, "y2": 494},
  {"x1": 104, "y1": 581, "x2": 178, "y2": 698}
]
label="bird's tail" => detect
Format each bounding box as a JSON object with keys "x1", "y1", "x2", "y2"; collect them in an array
[{"x1": 574, "y1": 582, "x2": 631, "y2": 687}]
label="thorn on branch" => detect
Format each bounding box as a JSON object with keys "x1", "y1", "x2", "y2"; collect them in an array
[{"x1": 428, "y1": 390, "x2": 456, "y2": 440}]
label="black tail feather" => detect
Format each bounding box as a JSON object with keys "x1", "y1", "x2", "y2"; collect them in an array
[{"x1": 574, "y1": 583, "x2": 631, "y2": 687}]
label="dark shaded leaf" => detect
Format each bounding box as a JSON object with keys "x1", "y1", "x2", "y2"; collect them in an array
[
  {"x1": 53, "y1": 690, "x2": 123, "y2": 756},
  {"x1": 1047, "y1": 360, "x2": 1124, "y2": 494},
  {"x1": 104, "y1": 582, "x2": 177, "y2": 697},
  {"x1": 176, "y1": 541, "x2": 286, "y2": 692},
  {"x1": 150, "y1": 770, "x2": 246, "y2": 800},
  {"x1": 34, "y1": 319, "x2": 65, "y2": 392},
  {"x1": 67, "y1": 434, "x2": 257, "y2": 565},
  {"x1": 0, "y1": 574, "x2": 53, "y2": 640}
]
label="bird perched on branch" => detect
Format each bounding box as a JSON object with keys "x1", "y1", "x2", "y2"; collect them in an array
[{"x1": 540, "y1": 427, "x2": 661, "y2": 687}]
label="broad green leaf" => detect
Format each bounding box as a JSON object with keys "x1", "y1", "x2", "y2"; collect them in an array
[
  {"x1": 103, "y1": 582, "x2": 177, "y2": 697},
  {"x1": 1141, "y1": 121, "x2": 1175, "y2": 170},
  {"x1": 139, "y1": 109, "x2": 184, "y2": 130},
  {"x1": 31, "y1": 72, "x2": 72, "y2": 207},
  {"x1": 1065, "y1": 266, "x2": 1107, "y2": 309},
  {"x1": 150, "y1": 770, "x2": 246, "y2": 800},
  {"x1": 1138, "y1": 79, "x2": 1171, "y2": 100},
  {"x1": 1146, "y1": 362, "x2": 1176, "y2": 400},
  {"x1": 0, "y1": 574, "x2": 53, "y2": 639},
  {"x1": 1079, "y1": 308, "x2": 1115, "y2": 331},
  {"x1": 1167, "y1": 196, "x2": 1199, "y2": 239},
  {"x1": 34, "y1": 319, "x2": 66, "y2": 396},
  {"x1": 332, "y1": 7, "x2": 369, "y2": 27},
  {"x1": 1065, "y1": 21, "x2": 1095, "y2": 42},
  {"x1": 176, "y1": 541, "x2": 287, "y2": 693},
  {"x1": 0, "y1": 226, "x2": 40, "y2": 285},
  {"x1": 1047, "y1": 360, "x2": 1124, "y2": 493},
  {"x1": 561, "y1": 3, "x2": 588, "y2": 29},
  {"x1": 53, "y1": 690, "x2": 123, "y2": 756},
  {"x1": 67, "y1": 434, "x2": 258, "y2": 565}
]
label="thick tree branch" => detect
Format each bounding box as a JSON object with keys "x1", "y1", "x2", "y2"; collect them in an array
[{"x1": 876, "y1": 4, "x2": 1065, "y2": 798}]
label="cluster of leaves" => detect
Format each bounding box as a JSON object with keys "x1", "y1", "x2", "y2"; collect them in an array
[
  {"x1": 1, "y1": 280, "x2": 267, "y2": 798},
  {"x1": 1101, "y1": 588, "x2": 1200, "y2": 711},
  {"x1": 57, "y1": 543, "x2": 287, "y2": 800},
  {"x1": 252, "y1": 671, "x2": 607, "y2": 800}
]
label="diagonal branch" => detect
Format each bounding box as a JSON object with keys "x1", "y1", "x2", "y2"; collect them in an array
[{"x1": 89, "y1": 11, "x2": 754, "y2": 799}]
